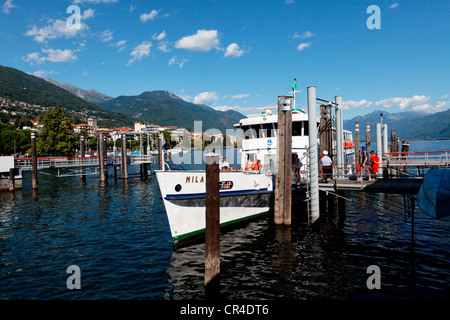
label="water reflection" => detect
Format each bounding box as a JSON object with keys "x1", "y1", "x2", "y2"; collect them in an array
[{"x1": 1, "y1": 156, "x2": 449, "y2": 300}]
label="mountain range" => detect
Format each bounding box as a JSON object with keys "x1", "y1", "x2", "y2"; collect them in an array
[
  {"x1": 0, "y1": 65, "x2": 133, "y2": 127},
  {"x1": 343, "y1": 109, "x2": 450, "y2": 140},
  {"x1": 0, "y1": 65, "x2": 245, "y2": 131},
  {"x1": 45, "y1": 77, "x2": 113, "y2": 104},
  {"x1": 98, "y1": 90, "x2": 244, "y2": 132},
  {"x1": 1, "y1": 65, "x2": 449, "y2": 139}
]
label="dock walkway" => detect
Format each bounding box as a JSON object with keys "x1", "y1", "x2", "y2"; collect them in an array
[{"x1": 318, "y1": 177, "x2": 424, "y2": 194}]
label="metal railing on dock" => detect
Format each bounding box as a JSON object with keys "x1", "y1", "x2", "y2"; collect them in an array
[{"x1": 15, "y1": 155, "x2": 156, "y2": 171}]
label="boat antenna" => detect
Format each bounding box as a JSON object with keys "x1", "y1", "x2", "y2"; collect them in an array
[{"x1": 291, "y1": 78, "x2": 302, "y2": 110}]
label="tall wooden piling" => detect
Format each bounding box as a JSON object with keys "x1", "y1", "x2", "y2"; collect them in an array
[
  {"x1": 142, "y1": 134, "x2": 148, "y2": 179},
  {"x1": 158, "y1": 134, "x2": 164, "y2": 170},
  {"x1": 9, "y1": 168, "x2": 15, "y2": 192},
  {"x1": 121, "y1": 133, "x2": 129, "y2": 179},
  {"x1": 31, "y1": 131, "x2": 38, "y2": 189},
  {"x1": 355, "y1": 122, "x2": 360, "y2": 169},
  {"x1": 274, "y1": 95, "x2": 293, "y2": 226},
  {"x1": 319, "y1": 104, "x2": 331, "y2": 155},
  {"x1": 391, "y1": 129, "x2": 396, "y2": 153},
  {"x1": 205, "y1": 153, "x2": 220, "y2": 287},
  {"x1": 80, "y1": 135, "x2": 86, "y2": 181},
  {"x1": 335, "y1": 96, "x2": 344, "y2": 178},
  {"x1": 98, "y1": 133, "x2": 106, "y2": 182}
]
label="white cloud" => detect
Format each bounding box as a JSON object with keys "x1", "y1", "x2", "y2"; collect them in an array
[
  {"x1": 412, "y1": 104, "x2": 433, "y2": 111},
  {"x1": 1, "y1": 0, "x2": 16, "y2": 14},
  {"x1": 127, "y1": 41, "x2": 151, "y2": 65},
  {"x1": 374, "y1": 95, "x2": 431, "y2": 110},
  {"x1": 432, "y1": 101, "x2": 449, "y2": 112},
  {"x1": 100, "y1": 29, "x2": 113, "y2": 42},
  {"x1": 158, "y1": 42, "x2": 170, "y2": 52},
  {"x1": 115, "y1": 40, "x2": 127, "y2": 52},
  {"x1": 140, "y1": 10, "x2": 159, "y2": 22},
  {"x1": 341, "y1": 95, "x2": 449, "y2": 113},
  {"x1": 73, "y1": 0, "x2": 118, "y2": 3},
  {"x1": 24, "y1": 11, "x2": 94, "y2": 43},
  {"x1": 175, "y1": 29, "x2": 219, "y2": 52},
  {"x1": 152, "y1": 31, "x2": 166, "y2": 40},
  {"x1": 440, "y1": 94, "x2": 449, "y2": 100},
  {"x1": 42, "y1": 48, "x2": 77, "y2": 62},
  {"x1": 341, "y1": 99, "x2": 373, "y2": 110},
  {"x1": 389, "y1": 3, "x2": 399, "y2": 9},
  {"x1": 81, "y1": 8, "x2": 95, "y2": 19},
  {"x1": 213, "y1": 105, "x2": 242, "y2": 112},
  {"x1": 168, "y1": 56, "x2": 188, "y2": 68},
  {"x1": 193, "y1": 91, "x2": 218, "y2": 105},
  {"x1": 23, "y1": 52, "x2": 46, "y2": 65},
  {"x1": 293, "y1": 31, "x2": 315, "y2": 39},
  {"x1": 224, "y1": 43, "x2": 245, "y2": 58},
  {"x1": 297, "y1": 42, "x2": 311, "y2": 51},
  {"x1": 23, "y1": 48, "x2": 77, "y2": 64},
  {"x1": 231, "y1": 94, "x2": 250, "y2": 99},
  {"x1": 33, "y1": 69, "x2": 55, "y2": 78}
]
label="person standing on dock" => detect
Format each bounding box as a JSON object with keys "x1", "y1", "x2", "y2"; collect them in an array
[
  {"x1": 293, "y1": 153, "x2": 302, "y2": 182},
  {"x1": 320, "y1": 150, "x2": 333, "y2": 181},
  {"x1": 370, "y1": 150, "x2": 380, "y2": 180},
  {"x1": 360, "y1": 146, "x2": 370, "y2": 180}
]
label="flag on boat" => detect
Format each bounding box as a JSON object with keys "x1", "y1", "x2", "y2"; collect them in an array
[{"x1": 292, "y1": 78, "x2": 298, "y2": 91}]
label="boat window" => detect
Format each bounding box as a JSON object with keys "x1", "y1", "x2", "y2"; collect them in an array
[
  {"x1": 219, "y1": 181, "x2": 233, "y2": 190},
  {"x1": 240, "y1": 125, "x2": 257, "y2": 139},
  {"x1": 250, "y1": 125, "x2": 261, "y2": 138},
  {"x1": 292, "y1": 121, "x2": 303, "y2": 136},
  {"x1": 260, "y1": 123, "x2": 274, "y2": 138},
  {"x1": 303, "y1": 121, "x2": 309, "y2": 136}
]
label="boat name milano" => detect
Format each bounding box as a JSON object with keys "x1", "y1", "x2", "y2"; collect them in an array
[{"x1": 186, "y1": 176, "x2": 204, "y2": 183}]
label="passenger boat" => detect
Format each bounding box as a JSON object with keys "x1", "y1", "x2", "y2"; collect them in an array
[
  {"x1": 156, "y1": 82, "x2": 356, "y2": 244},
  {"x1": 156, "y1": 169, "x2": 273, "y2": 244}
]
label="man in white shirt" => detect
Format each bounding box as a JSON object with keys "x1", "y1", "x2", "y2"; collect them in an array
[{"x1": 321, "y1": 150, "x2": 333, "y2": 180}]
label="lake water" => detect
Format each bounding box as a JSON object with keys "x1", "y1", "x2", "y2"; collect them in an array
[{"x1": 0, "y1": 140, "x2": 449, "y2": 302}]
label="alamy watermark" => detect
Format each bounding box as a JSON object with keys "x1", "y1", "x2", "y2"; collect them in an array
[
  {"x1": 366, "y1": 265, "x2": 381, "y2": 289},
  {"x1": 66, "y1": 5, "x2": 81, "y2": 30},
  {"x1": 66, "y1": 265, "x2": 81, "y2": 290},
  {"x1": 367, "y1": 5, "x2": 381, "y2": 30}
]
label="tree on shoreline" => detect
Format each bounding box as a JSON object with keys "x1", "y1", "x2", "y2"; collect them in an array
[{"x1": 37, "y1": 105, "x2": 76, "y2": 156}]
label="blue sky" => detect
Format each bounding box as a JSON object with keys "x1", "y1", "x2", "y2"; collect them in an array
[{"x1": 1, "y1": 0, "x2": 449, "y2": 119}]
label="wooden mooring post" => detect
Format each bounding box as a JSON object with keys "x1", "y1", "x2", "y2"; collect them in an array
[
  {"x1": 158, "y1": 134, "x2": 164, "y2": 170},
  {"x1": 98, "y1": 133, "x2": 106, "y2": 182},
  {"x1": 31, "y1": 131, "x2": 38, "y2": 189},
  {"x1": 274, "y1": 95, "x2": 293, "y2": 226},
  {"x1": 355, "y1": 122, "x2": 360, "y2": 171},
  {"x1": 9, "y1": 168, "x2": 15, "y2": 192},
  {"x1": 205, "y1": 153, "x2": 220, "y2": 288},
  {"x1": 80, "y1": 135, "x2": 86, "y2": 181},
  {"x1": 121, "y1": 133, "x2": 129, "y2": 179}
]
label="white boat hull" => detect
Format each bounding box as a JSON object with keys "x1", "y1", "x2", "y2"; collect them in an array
[{"x1": 156, "y1": 170, "x2": 273, "y2": 244}]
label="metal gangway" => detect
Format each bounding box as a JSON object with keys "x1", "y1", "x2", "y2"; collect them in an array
[
  {"x1": 15, "y1": 155, "x2": 156, "y2": 171},
  {"x1": 383, "y1": 151, "x2": 450, "y2": 168}
]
